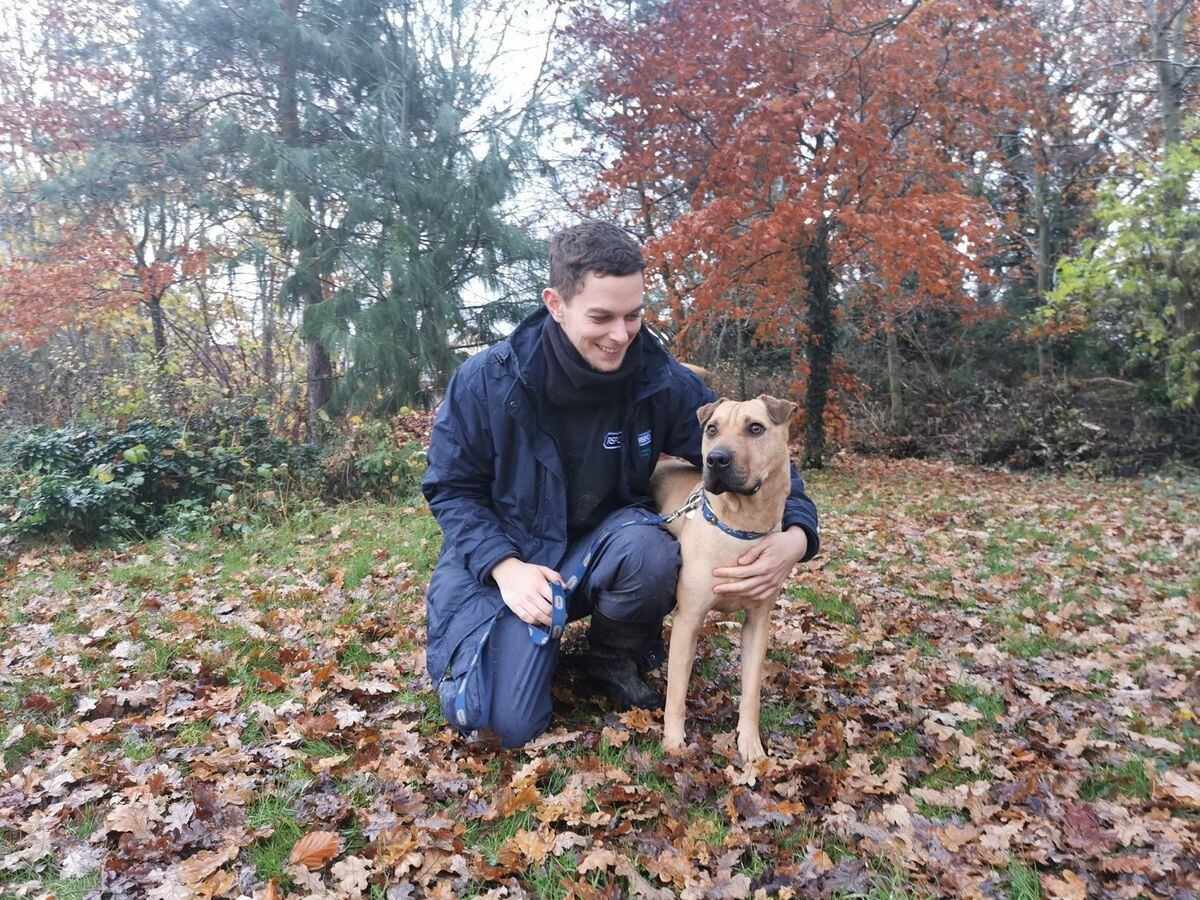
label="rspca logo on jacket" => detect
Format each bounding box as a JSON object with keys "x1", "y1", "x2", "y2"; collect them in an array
[{"x1": 604, "y1": 429, "x2": 653, "y2": 453}]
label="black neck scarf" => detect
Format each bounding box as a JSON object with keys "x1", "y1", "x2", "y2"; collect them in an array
[{"x1": 539, "y1": 315, "x2": 642, "y2": 408}]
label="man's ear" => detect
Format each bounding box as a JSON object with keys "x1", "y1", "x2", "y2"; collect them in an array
[
  {"x1": 697, "y1": 398, "x2": 729, "y2": 427},
  {"x1": 758, "y1": 394, "x2": 798, "y2": 425},
  {"x1": 542, "y1": 287, "x2": 565, "y2": 323}
]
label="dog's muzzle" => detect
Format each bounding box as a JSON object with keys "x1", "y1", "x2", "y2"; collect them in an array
[{"x1": 703, "y1": 451, "x2": 762, "y2": 495}]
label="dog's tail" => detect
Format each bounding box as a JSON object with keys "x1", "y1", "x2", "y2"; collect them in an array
[{"x1": 680, "y1": 362, "x2": 712, "y2": 384}]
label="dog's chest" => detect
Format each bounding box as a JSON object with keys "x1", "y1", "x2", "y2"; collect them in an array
[{"x1": 677, "y1": 527, "x2": 777, "y2": 613}]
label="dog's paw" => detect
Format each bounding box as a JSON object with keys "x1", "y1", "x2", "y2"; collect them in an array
[
  {"x1": 737, "y1": 733, "x2": 766, "y2": 764},
  {"x1": 662, "y1": 732, "x2": 687, "y2": 756}
]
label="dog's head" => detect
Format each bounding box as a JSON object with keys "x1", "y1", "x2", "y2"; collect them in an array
[{"x1": 697, "y1": 395, "x2": 798, "y2": 495}]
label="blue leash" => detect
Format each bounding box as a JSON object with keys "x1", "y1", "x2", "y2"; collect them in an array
[{"x1": 448, "y1": 494, "x2": 703, "y2": 730}]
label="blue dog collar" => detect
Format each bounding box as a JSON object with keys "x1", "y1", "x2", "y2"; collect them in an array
[{"x1": 699, "y1": 489, "x2": 772, "y2": 541}]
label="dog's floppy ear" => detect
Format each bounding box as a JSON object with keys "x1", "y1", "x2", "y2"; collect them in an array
[
  {"x1": 697, "y1": 397, "x2": 728, "y2": 427},
  {"x1": 758, "y1": 394, "x2": 798, "y2": 425}
]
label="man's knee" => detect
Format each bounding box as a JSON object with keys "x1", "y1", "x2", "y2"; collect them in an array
[
  {"x1": 479, "y1": 613, "x2": 557, "y2": 747},
  {"x1": 490, "y1": 703, "x2": 552, "y2": 748},
  {"x1": 597, "y1": 524, "x2": 680, "y2": 620}
]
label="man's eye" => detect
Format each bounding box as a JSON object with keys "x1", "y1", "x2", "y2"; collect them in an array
[{"x1": 748, "y1": 422, "x2": 765, "y2": 435}]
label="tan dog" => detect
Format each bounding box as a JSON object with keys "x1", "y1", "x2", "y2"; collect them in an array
[{"x1": 652, "y1": 395, "x2": 797, "y2": 762}]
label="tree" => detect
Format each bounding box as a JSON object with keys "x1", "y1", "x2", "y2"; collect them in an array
[
  {"x1": 1, "y1": 0, "x2": 549, "y2": 434},
  {"x1": 569, "y1": 0, "x2": 1033, "y2": 466},
  {"x1": 181, "y1": 0, "x2": 547, "y2": 434},
  {"x1": 965, "y1": 0, "x2": 1120, "y2": 382},
  {"x1": 0, "y1": 0, "x2": 231, "y2": 392},
  {"x1": 1051, "y1": 134, "x2": 1200, "y2": 407}
]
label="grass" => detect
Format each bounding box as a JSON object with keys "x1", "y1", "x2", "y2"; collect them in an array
[
  {"x1": 1002, "y1": 631, "x2": 1069, "y2": 660},
  {"x1": 176, "y1": 720, "x2": 215, "y2": 746},
  {"x1": 828, "y1": 857, "x2": 937, "y2": 899},
  {"x1": 474, "y1": 808, "x2": 537, "y2": 864},
  {"x1": 1079, "y1": 757, "x2": 1154, "y2": 801},
  {"x1": 338, "y1": 637, "x2": 377, "y2": 670},
  {"x1": 2, "y1": 727, "x2": 48, "y2": 771},
  {"x1": 342, "y1": 548, "x2": 378, "y2": 590},
  {"x1": 734, "y1": 846, "x2": 770, "y2": 882},
  {"x1": 687, "y1": 808, "x2": 730, "y2": 847},
  {"x1": 301, "y1": 738, "x2": 344, "y2": 759},
  {"x1": 880, "y1": 729, "x2": 919, "y2": 759},
  {"x1": 120, "y1": 733, "x2": 156, "y2": 762},
  {"x1": 71, "y1": 805, "x2": 102, "y2": 839},
  {"x1": 920, "y1": 762, "x2": 988, "y2": 791},
  {"x1": 524, "y1": 852, "x2": 583, "y2": 900},
  {"x1": 246, "y1": 793, "x2": 305, "y2": 884},
  {"x1": 1006, "y1": 859, "x2": 1042, "y2": 900},
  {"x1": 7, "y1": 869, "x2": 100, "y2": 899},
  {"x1": 759, "y1": 701, "x2": 811, "y2": 736},
  {"x1": 945, "y1": 682, "x2": 1006, "y2": 733},
  {"x1": 913, "y1": 798, "x2": 956, "y2": 821},
  {"x1": 793, "y1": 585, "x2": 858, "y2": 625}
]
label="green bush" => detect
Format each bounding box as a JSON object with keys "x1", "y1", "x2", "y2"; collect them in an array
[
  {"x1": 0, "y1": 416, "x2": 320, "y2": 540},
  {"x1": 320, "y1": 415, "x2": 427, "y2": 501}
]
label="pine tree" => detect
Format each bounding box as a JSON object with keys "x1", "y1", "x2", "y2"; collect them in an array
[{"x1": 183, "y1": 0, "x2": 545, "y2": 430}]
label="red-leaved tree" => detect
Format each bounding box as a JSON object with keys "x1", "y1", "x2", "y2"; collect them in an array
[{"x1": 570, "y1": 0, "x2": 1038, "y2": 465}]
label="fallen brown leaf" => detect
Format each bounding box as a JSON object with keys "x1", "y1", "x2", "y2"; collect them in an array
[{"x1": 288, "y1": 830, "x2": 340, "y2": 870}]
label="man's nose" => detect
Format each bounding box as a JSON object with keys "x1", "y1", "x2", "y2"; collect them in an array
[{"x1": 706, "y1": 448, "x2": 732, "y2": 470}]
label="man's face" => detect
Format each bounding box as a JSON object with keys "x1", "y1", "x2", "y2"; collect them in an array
[{"x1": 543, "y1": 271, "x2": 644, "y2": 373}]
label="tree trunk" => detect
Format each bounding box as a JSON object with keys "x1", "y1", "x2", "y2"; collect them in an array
[
  {"x1": 1150, "y1": 0, "x2": 1185, "y2": 151},
  {"x1": 1150, "y1": 0, "x2": 1199, "y2": 396},
  {"x1": 260, "y1": 263, "x2": 276, "y2": 402},
  {"x1": 1034, "y1": 165, "x2": 1052, "y2": 378},
  {"x1": 886, "y1": 324, "x2": 903, "y2": 427},
  {"x1": 802, "y1": 220, "x2": 835, "y2": 469},
  {"x1": 306, "y1": 339, "x2": 333, "y2": 429},
  {"x1": 736, "y1": 319, "x2": 747, "y2": 401},
  {"x1": 146, "y1": 291, "x2": 175, "y2": 409},
  {"x1": 147, "y1": 293, "x2": 167, "y2": 358},
  {"x1": 279, "y1": 0, "x2": 333, "y2": 441}
]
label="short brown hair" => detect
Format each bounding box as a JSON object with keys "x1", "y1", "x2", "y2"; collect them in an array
[{"x1": 548, "y1": 222, "x2": 645, "y2": 301}]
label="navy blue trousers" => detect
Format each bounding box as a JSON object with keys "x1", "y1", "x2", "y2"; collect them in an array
[{"x1": 449, "y1": 505, "x2": 681, "y2": 748}]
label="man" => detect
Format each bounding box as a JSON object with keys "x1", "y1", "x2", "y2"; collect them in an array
[{"x1": 422, "y1": 222, "x2": 819, "y2": 748}]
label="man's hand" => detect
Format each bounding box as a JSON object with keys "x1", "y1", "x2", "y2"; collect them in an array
[
  {"x1": 711, "y1": 526, "x2": 809, "y2": 604},
  {"x1": 491, "y1": 558, "x2": 562, "y2": 627}
]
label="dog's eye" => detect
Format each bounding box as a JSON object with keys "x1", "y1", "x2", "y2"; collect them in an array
[
  {"x1": 705, "y1": 424, "x2": 718, "y2": 436},
  {"x1": 748, "y1": 422, "x2": 765, "y2": 435}
]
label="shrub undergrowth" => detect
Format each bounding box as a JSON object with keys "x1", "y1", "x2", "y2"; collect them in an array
[{"x1": 0, "y1": 411, "x2": 427, "y2": 542}]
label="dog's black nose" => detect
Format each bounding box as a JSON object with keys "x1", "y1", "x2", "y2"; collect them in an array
[{"x1": 706, "y1": 449, "x2": 732, "y2": 470}]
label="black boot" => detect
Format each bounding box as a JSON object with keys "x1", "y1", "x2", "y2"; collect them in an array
[
  {"x1": 577, "y1": 612, "x2": 665, "y2": 710},
  {"x1": 639, "y1": 625, "x2": 667, "y2": 674}
]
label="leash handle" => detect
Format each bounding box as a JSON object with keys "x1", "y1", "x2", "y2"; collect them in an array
[{"x1": 526, "y1": 511, "x2": 667, "y2": 643}]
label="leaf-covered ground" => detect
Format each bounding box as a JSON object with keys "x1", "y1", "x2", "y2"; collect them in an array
[{"x1": 1, "y1": 455, "x2": 1197, "y2": 899}]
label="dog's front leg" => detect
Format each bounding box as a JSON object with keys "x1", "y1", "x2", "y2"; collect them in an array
[
  {"x1": 736, "y1": 605, "x2": 772, "y2": 763},
  {"x1": 662, "y1": 604, "x2": 705, "y2": 754}
]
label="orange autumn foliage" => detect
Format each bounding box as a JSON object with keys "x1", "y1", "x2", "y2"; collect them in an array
[
  {"x1": 0, "y1": 224, "x2": 214, "y2": 348},
  {"x1": 571, "y1": 0, "x2": 1038, "y2": 411},
  {"x1": 0, "y1": 227, "x2": 132, "y2": 347}
]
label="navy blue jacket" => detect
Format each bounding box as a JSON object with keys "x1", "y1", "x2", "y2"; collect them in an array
[{"x1": 421, "y1": 306, "x2": 820, "y2": 684}]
